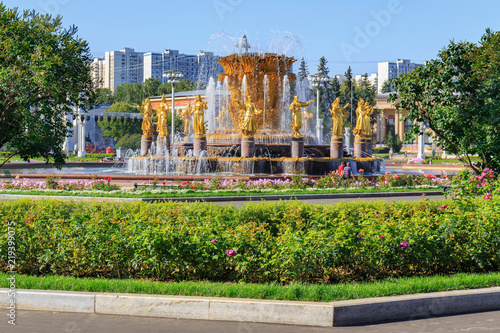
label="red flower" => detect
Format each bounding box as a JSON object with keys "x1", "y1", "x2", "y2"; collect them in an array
[
  {"x1": 162, "y1": 181, "x2": 166, "y2": 185},
  {"x1": 381, "y1": 176, "x2": 386, "y2": 181}
]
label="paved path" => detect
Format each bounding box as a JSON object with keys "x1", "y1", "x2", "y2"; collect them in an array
[{"x1": 1, "y1": 309, "x2": 499, "y2": 333}]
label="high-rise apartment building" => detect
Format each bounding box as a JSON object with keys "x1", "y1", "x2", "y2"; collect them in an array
[
  {"x1": 143, "y1": 50, "x2": 223, "y2": 85},
  {"x1": 101, "y1": 48, "x2": 145, "y2": 91},
  {"x1": 377, "y1": 59, "x2": 423, "y2": 93},
  {"x1": 91, "y1": 57, "x2": 105, "y2": 89}
]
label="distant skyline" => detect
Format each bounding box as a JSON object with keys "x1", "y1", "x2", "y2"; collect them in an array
[{"x1": 3, "y1": 0, "x2": 500, "y2": 76}]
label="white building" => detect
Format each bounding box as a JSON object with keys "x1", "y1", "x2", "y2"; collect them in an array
[
  {"x1": 103, "y1": 48, "x2": 145, "y2": 91},
  {"x1": 377, "y1": 59, "x2": 423, "y2": 93},
  {"x1": 354, "y1": 73, "x2": 378, "y2": 88},
  {"x1": 143, "y1": 49, "x2": 222, "y2": 85},
  {"x1": 91, "y1": 58, "x2": 105, "y2": 89}
]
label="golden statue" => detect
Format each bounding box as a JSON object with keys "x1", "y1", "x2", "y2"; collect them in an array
[
  {"x1": 239, "y1": 96, "x2": 262, "y2": 136},
  {"x1": 193, "y1": 95, "x2": 208, "y2": 135},
  {"x1": 303, "y1": 111, "x2": 314, "y2": 134},
  {"x1": 178, "y1": 104, "x2": 194, "y2": 134},
  {"x1": 154, "y1": 94, "x2": 170, "y2": 137},
  {"x1": 353, "y1": 98, "x2": 374, "y2": 138},
  {"x1": 329, "y1": 97, "x2": 350, "y2": 138},
  {"x1": 215, "y1": 105, "x2": 228, "y2": 131},
  {"x1": 135, "y1": 98, "x2": 155, "y2": 137},
  {"x1": 289, "y1": 96, "x2": 314, "y2": 137}
]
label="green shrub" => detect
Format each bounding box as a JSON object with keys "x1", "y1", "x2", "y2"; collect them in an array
[
  {"x1": 85, "y1": 153, "x2": 116, "y2": 158},
  {"x1": 373, "y1": 147, "x2": 390, "y2": 154},
  {"x1": 1, "y1": 198, "x2": 499, "y2": 283}
]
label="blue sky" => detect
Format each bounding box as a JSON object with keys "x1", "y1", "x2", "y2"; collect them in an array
[{"x1": 4, "y1": 0, "x2": 500, "y2": 75}]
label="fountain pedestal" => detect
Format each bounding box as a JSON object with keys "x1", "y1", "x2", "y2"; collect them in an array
[
  {"x1": 194, "y1": 135, "x2": 207, "y2": 156},
  {"x1": 330, "y1": 137, "x2": 343, "y2": 159},
  {"x1": 140, "y1": 136, "x2": 153, "y2": 156},
  {"x1": 291, "y1": 136, "x2": 304, "y2": 158},
  {"x1": 241, "y1": 136, "x2": 255, "y2": 157},
  {"x1": 354, "y1": 137, "x2": 372, "y2": 158},
  {"x1": 157, "y1": 136, "x2": 170, "y2": 155}
]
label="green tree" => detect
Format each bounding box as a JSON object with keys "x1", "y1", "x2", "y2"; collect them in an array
[
  {"x1": 97, "y1": 103, "x2": 141, "y2": 141},
  {"x1": 95, "y1": 88, "x2": 114, "y2": 105},
  {"x1": 114, "y1": 83, "x2": 144, "y2": 105},
  {"x1": 340, "y1": 67, "x2": 357, "y2": 128},
  {"x1": 0, "y1": 5, "x2": 94, "y2": 167},
  {"x1": 142, "y1": 78, "x2": 160, "y2": 98},
  {"x1": 157, "y1": 79, "x2": 200, "y2": 96},
  {"x1": 390, "y1": 29, "x2": 500, "y2": 173},
  {"x1": 297, "y1": 57, "x2": 309, "y2": 81},
  {"x1": 356, "y1": 73, "x2": 376, "y2": 106},
  {"x1": 116, "y1": 133, "x2": 142, "y2": 150},
  {"x1": 384, "y1": 130, "x2": 402, "y2": 152},
  {"x1": 381, "y1": 79, "x2": 392, "y2": 93}
]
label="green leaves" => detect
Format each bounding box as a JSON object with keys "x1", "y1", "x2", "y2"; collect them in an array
[
  {"x1": 390, "y1": 30, "x2": 500, "y2": 173},
  {"x1": 0, "y1": 5, "x2": 94, "y2": 168}
]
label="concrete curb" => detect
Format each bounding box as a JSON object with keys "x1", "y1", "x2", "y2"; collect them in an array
[{"x1": 2, "y1": 287, "x2": 499, "y2": 327}]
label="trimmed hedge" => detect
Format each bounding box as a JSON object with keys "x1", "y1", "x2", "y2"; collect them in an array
[
  {"x1": 373, "y1": 147, "x2": 391, "y2": 154},
  {"x1": 1, "y1": 198, "x2": 499, "y2": 283}
]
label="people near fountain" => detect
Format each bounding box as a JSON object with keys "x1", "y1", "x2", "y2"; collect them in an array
[
  {"x1": 154, "y1": 94, "x2": 170, "y2": 137},
  {"x1": 329, "y1": 97, "x2": 350, "y2": 138},
  {"x1": 239, "y1": 96, "x2": 262, "y2": 136},
  {"x1": 193, "y1": 95, "x2": 208, "y2": 135},
  {"x1": 135, "y1": 98, "x2": 155, "y2": 137},
  {"x1": 353, "y1": 98, "x2": 374, "y2": 138},
  {"x1": 178, "y1": 104, "x2": 194, "y2": 134},
  {"x1": 289, "y1": 96, "x2": 314, "y2": 137},
  {"x1": 343, "y1": 162, "x2": 353, "y2": 179},
  {"x1": 337, "y1": 161, "x2": 345, "y2": 176}
]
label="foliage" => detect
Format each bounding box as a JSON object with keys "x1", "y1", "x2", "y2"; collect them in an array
[
  {"x1": 451, "y1": 168, "x2": 500, "y2": 198},
  {"x1": 340, "y1": 66, "x2": 357, "y2": 128},
  {"x1": 385, "y1": 131, "x2": 402, "y2": 152},
  {"x1": 381, "y1": 79, "x2": 392, "y2": 93},
  {"x1": 373, "y1": 147, "x2": 390, "y2": 154},
  {"x1": 1, "y1": 198, "x2": 499, "y2": 283},
  {"x1": 297, "y1": 57, "x2": 309, "y2": 81},
  {"x1": 116, "y1": 133, "x2": 142, "y2": 150},
  {"x1": 95, "y1": 88, "x2": 114, "y2": 105},
  {"x1": 97, "y1": 103, "x2": 141, "y2": 141},
  {"x1": 0, "y1": 4, "x2": 94, "y2": 168},
  {"x1": 157, "y1": 79, "x2": 201, "y2": 96},
  {"x1": 390, "y1": 29, "x2": 500, "y2": 174},
  {"x1": 356, "y1": 74, "x2": 377, "y2": 106},
  {"x1": 85, "y1": 153, "x2": 116, "y2": 158}
]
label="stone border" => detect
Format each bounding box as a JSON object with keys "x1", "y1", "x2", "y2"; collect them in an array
[{"x1": 1, "y1": 287, "x2": 499, "y2": 327}]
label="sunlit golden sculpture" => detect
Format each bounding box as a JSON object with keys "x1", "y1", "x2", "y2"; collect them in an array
[
  {"x1": 178, "y1": 104, "x2": 194, "y2": 134},
  {"x1": 193, "y1": 95, "x2": 208, "y2": 135},
  {"x1": 136, "y1": 98, "x2": 155, "y2": 137},
  {"x1": 329, "y1": 97, "x2": 350, "y2": 138},
  {"x1": 289, "y1": 96, "x2": 314, "y2": 137},
  {"x1": 353, "y1": 98, "x2": 374, "y2": 138},
  {"x1": 239, "y1": 96, "x2": 262, "y2": 136},
  {"x1": 154, "y1": 94, "x2": 170, "y2": 137},
  {"x1": 218, "y1": 53, "x2": 296, "y2": 131},
  {"x1": 303, "y1": 111, "x2": 314, "y2": 134}
]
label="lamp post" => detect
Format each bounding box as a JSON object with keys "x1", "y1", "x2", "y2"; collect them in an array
[
  {"x1": 308, "y1": 74, "x2": 329, "y2": 144},
  {"x1": 163, "y1": 70, "x2": 184, "y2": 141}
]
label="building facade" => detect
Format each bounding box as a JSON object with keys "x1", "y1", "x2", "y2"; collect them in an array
[
  {"x1": 377, "y1": 59, "x2": 423, "y2": 93},
  {"x1": 100, "y1": 48, "x2": 145, "y2": 92},
  {"x1": 143, "y1": 50, "x2": 223, "y2": 85}
]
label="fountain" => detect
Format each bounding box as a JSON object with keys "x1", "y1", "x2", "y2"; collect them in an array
[{"x1": 127, "y1": 35, "x2": 384, "y2": 176}]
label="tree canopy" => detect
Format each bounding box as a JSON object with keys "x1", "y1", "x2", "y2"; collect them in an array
[
  {"x1": 0, "y1": 4, "x2": 94, "y2": 167},
  {"x1": 97, "y1": 103, "x2": 141, "y2": 142},
  {"x1": 390, "y1": 29, "x2": 500, "y2": 173}
]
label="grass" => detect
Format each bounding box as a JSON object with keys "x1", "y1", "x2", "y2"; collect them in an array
[
  {"x1": 2, "y1": 272, "x2": 499, "y2": 302},
  {"x1": 0, "y1": 186, "x2": 443, "y2": 199}
]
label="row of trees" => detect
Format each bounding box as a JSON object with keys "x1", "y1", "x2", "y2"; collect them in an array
[{"x1": 296, "y1": 56, "x2": 377, "y2": 131}]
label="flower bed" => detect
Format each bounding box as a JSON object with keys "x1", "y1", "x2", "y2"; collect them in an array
[{"x1": 1, "y1": 196, "x2": 498, "y2": 283}]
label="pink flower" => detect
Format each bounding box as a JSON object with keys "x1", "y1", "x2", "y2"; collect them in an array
[
  {"x1": 374, "y1": 213, "x2": 379, "y2": 217},
  {"x1": 211, "y1": 238, "x2": 217, "y2": 243},
  {"x1": 399, "y1": 241, "x2": 409, "y2": 250},
  {"x1": 484, "y1": 193, "x2": 492, "y2": 200},
  {"x1": 438, "y1": 205, "x2": 448, "y2": 210},
  {"x1": 358, "y1": 169, "x2": 364, "y2": 173},
  {"x1": 379, "y1": 235, "x2": 384, "y2": 238},
  {"x1": 226, "y1": 249, "x2": 237, "y2": 257},
  {"x1": 358, "y1": 237, "x2": 364, "y2": 241}
]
